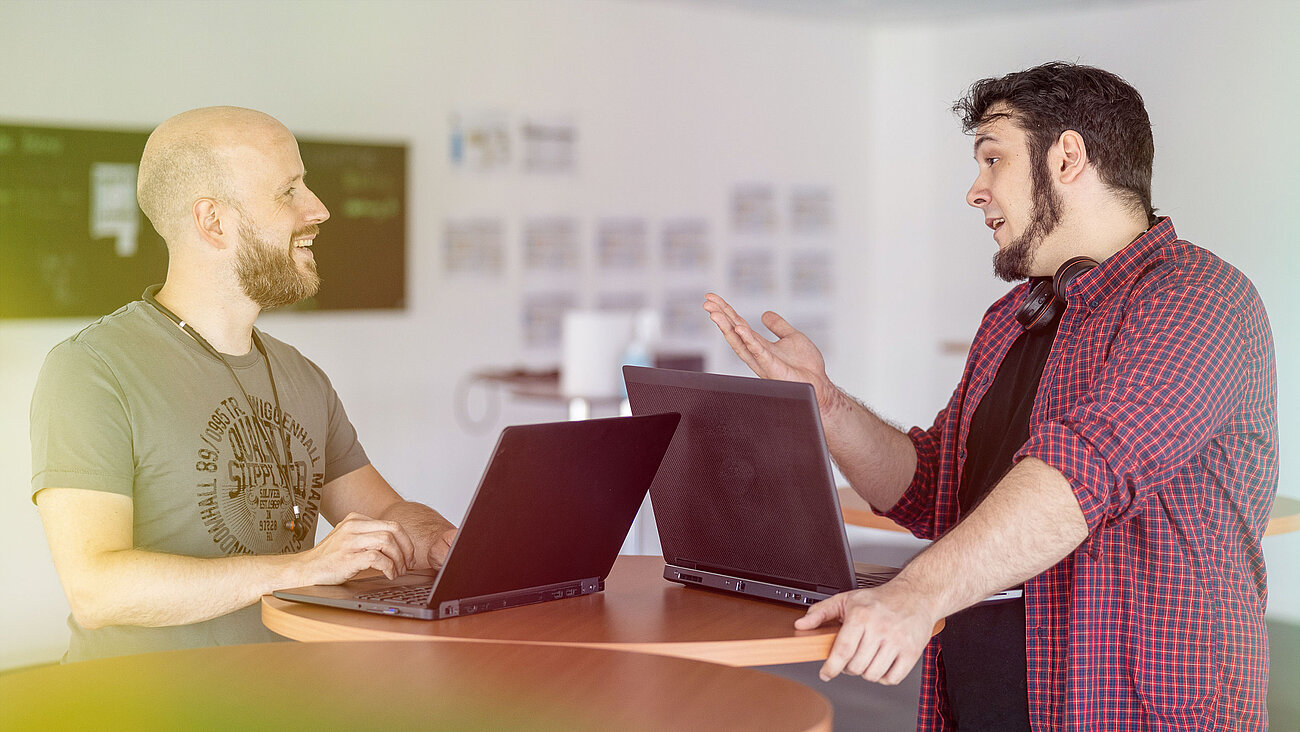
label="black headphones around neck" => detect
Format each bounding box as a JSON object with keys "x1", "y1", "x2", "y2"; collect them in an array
[{"x1": 1014, "y1": 256, "x2": 1099, "y2": 331}]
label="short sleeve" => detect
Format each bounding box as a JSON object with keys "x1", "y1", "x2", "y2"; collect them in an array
[
  {"x1": 31, "y1": 340, "x2": 136, "y2": 500},
  {"x1": 311, "y1": 361, "x2": 370, "y2": 484}
]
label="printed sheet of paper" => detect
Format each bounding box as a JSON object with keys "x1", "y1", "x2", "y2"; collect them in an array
[
  {"x1": 731, "y1": 184, "x2": 777, "y2": 234},
  {"x1": 596, "y1": 218, "x2": 648, "y2": 271},
  {"x1": 521, "y1": 116, "x2": 577, "y2": 174},
  {"x1": 449, "y1": 111, "x2": 511, "y2": 172},
  {"x1": 90, "y1": 162, "x2": 139, "y2": 257},
  {"x1": 521, "y1": 291, "x2": 577, "y2": 349},
  {"x1": 789, "y1": 249, "x2": 832, "y2": 298},
  {"x1": 523, "y1": 217, "x2": 581, "y2": 272},
  {"x1": 728, "y1": 248, "x2": 776, "y2": 296},
  {"x1": 661, "y1": 218, "x2": 710, "y2": 271},
  {"x1": 444, "y1": 218, "x2": 505, "y2": 275}
]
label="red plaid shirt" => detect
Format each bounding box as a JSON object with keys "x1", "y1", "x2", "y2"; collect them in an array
[{"x1": 886, "y1": 218, "x2": 1278, "y2": 730}]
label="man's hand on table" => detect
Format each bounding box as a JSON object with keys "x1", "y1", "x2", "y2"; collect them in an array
[{"x1": 794, "y1": 577, "x2": 939, "y2": 685}]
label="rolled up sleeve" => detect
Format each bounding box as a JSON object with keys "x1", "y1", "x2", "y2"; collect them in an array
[{"x1": 1018, "y1": 283, "x2": 1248, "y2": 533}]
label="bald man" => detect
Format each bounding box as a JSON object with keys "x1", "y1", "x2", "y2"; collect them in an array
[{"x1": 30, "y1": 107, "x2": 457, "y2": 662}]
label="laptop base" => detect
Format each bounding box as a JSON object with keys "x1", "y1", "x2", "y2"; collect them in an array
[
  {"x1": 664, "y1": 562, "x2": 900, "y2": 607},
  {"x1": 439, "y1": 577, "x2": 603, "y2": 618}
]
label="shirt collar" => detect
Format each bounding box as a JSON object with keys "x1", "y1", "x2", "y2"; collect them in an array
[{"x1": 1057, "y1": 216, "x2": 1177, "y2": 310}]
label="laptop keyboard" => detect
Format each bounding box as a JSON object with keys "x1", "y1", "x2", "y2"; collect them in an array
[
  {"x1": 854, "y1": 568, "x2": 899, "y2": 589},
  {"x1": 356, "y1": 583, "x2": 434, "y2": 605}
]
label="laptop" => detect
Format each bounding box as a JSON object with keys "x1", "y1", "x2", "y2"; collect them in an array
[
  {"x1": 273, "y1": 412, "x2": 680, "y2": 620},
  {"x1": 623, "y1": 365, "x2": 1021, "y2": 608}
]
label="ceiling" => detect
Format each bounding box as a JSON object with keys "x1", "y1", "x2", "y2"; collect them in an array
[{"x1": 656, "y1": 0, "x2": 1168, "y2": 24}]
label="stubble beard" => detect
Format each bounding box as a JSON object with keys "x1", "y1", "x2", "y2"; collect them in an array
[
  {"x1": 234, "y1": 220, "x2": 321, "y2": 310},
  {"x1": 992, "y1": 158, "x2": 1063, "y2": 282}
]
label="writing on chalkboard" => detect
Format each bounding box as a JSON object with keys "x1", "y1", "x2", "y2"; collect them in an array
[{"x1": 0, "y1": 123, "x2": 407, "y2": 318}]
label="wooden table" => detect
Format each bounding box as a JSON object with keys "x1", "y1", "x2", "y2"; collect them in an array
[
  {"x1": 838, "y1": 487, "x2": 910, "y2": 532},
  {"x1": 0, "y1": 640, "x2": 832, "y2": 731},
  {"x1": 1267, "y1": 495, "x2": 1300, "y2": 536},
  {"x1": 265, "y1": 554, "x2": 841, "y2": 667},
  {"x1": 840, "y1": 487, "x2": 1300, "y2": 537}
]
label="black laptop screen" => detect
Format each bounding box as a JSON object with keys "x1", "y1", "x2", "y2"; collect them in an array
[
  {"x1": 624, "y1": 367, "x2": 857, "y2": 592},
  {"x1": 431, "y1": 414, "x2": 679, "y2": 603}
]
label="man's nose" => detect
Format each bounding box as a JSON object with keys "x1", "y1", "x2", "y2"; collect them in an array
[{"x1": 303, "y1": 186, "x2": 330, "y2": 224}]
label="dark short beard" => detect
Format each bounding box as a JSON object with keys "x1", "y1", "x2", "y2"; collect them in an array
[
  {"x1": 993, "y1": 154, "x2": 1063, "y2": 282},
  {"x1": 235, "y1": 220, "x2": 320, "y2": 309}
]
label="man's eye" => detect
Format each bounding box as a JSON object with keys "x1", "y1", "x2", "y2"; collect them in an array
[
  {"x1": 985, "y1": 157, "x2": 999, "y2": 167},
  {"x1": 285, "y1": 187, "x2": 296, "y2": 196}
]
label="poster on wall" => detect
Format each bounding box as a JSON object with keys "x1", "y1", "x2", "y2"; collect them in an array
[
  {"x1": 661, "y1": 218, "x2": 711, "y2": 271},
  {"x1": 523, "y1": 217, "x2": 581, "y2": 272},
  {"x1": 789, "y1": 249, "x2": 833, "y2": 298},
  {"x1": 521, "y1": 291, "x2": 577, "y2": 349},
  {"x1": 731, "y1": 183, "x2": 777, "y2": 235},
  {"x1": 521, "y1": 116, "x2": 577, "y2": 174},
  {"x1": 728, "y1": 248, "x2": 776, "y2": 296},
  {"x1": 448, "y1": 111, "x2": 511, "y2": 172},
  {"x1": 0, "y1": 123, "x2": 408, "y2": 318},
  {"x1": 596, "y1": 218, "x2": 648, "y2": 271},
  {"x1": 444, "y1": 218, "x2": 505, "y2": 275}
]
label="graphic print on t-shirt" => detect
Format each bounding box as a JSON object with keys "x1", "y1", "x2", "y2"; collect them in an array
[{"x1": 192, "y1": 394, "x2": 323, "y2": 555}]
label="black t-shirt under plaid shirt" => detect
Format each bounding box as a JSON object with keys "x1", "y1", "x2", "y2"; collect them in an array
[{"x1": 941, "y1": 294, "x2": 1059, "y2": 732}]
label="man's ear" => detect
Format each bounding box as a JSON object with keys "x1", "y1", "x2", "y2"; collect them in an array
[
  {"x1": 192, "y1": 198, "x2": 230, "y2": 249},
  {"x1": 1055, "y1": 130, "x2": 1089, "y2": 184}
]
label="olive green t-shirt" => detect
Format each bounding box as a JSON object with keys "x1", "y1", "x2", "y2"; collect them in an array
[{"x1": 30, "y1": 300, "x2": 370, "y2": 662}]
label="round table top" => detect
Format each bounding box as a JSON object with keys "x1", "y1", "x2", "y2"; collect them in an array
[
  {"x1": 264, "y1": 554, "x2": 840, "y2": 667},
  {"x1": 0, "y1": 640, "x2": 832, "y2": 731},
  {"x1": 1266, "y1": 495, "x2": 1300, "y2": 536},
  {"x1": 838, "y1": 487, "x2": 909, "y2": 533}
]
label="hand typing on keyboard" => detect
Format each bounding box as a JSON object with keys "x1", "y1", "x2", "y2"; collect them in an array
[{"x1": 301, "y1": 512, "x2": 418, "y2": 585}]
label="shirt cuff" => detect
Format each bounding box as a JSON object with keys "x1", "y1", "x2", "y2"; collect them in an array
[
  {"x1": 1016, "y1": 421, "x2": 1112, "y2": 534},
  {"x1": 31, "y1": 470, "x2": 135, "y2": 504},
  {"x1": 878, "y1": 426, "x2": 942, "y2": 539}
]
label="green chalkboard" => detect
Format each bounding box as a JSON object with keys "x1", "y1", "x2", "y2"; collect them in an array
[{"x1": 0, "y1": 123, "x2": 406, "y2": 319}]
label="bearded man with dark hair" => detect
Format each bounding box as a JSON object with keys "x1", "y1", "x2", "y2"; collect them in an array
[{"x1": 707, "y1": 63, "x2": 1277, "y2": 730}]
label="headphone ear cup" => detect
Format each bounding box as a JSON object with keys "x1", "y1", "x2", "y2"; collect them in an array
[
  {"x1": 1015, "y1": 279, "x2": 1060, "y2": 331},
  {"x1": 1053, "y1": 256, "x2": 1099, "y2": 296}
]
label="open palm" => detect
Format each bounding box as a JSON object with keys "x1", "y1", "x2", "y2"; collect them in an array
[{"x1": 703, "y1": 293, "x2": 834, "y2": 410}]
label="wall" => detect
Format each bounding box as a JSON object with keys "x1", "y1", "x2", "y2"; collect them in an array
[
  {"x1": 1, "y1": 0, "x2": 1295, "y2": 670},
  {"x1": 0, "y1": 0, "x2": 875, "y2": 669}
]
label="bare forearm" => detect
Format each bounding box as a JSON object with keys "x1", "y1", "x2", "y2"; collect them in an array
[
  {"x1": 895, "y1": 457, "x2": 1088, "y2": 619},
  {"x1": 821, "y1": 386, "x2": 917, "y2": 512},
  {"x1": 73, "y1": 549, "x2": 311, "y2": 630},
  {"x1": 378, "y1": 500, "x2": 456, "y2": 568}
]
